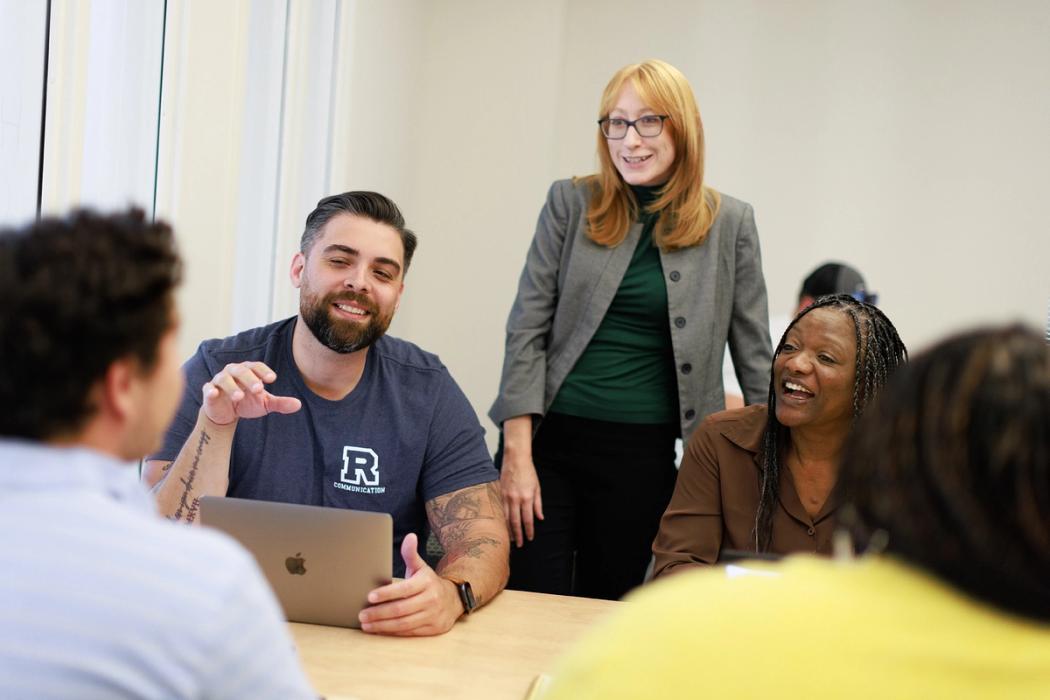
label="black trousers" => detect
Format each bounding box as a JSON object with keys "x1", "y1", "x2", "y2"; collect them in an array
[{"x1": 502, "y1": 412, "x2": 678, "y2": 601}]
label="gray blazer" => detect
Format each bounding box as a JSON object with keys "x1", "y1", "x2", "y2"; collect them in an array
[{"x1": 489, "y1": 178, "x2": 772, "y2": 440}]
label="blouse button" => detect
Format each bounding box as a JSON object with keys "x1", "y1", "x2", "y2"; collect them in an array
[
  {"x1": 684, "y1": 409, "x2": 696, "y2": 420},
  {"x1": 674, "y1": 317, "x2": 686, "y2": 328},
  {"x1": 807, "y1": 527, "x2": 816, "y2": 536},
  {"x1": 681, "y1": 363, "x2": 692, "y2": 374},
  {"x1": 669, "y1": 270, "x2": 681, "y2": 282}
]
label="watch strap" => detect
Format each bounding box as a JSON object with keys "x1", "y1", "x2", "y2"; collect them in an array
[{"x1": 442, "y1": 576, "x2": 476, "y2": 615}]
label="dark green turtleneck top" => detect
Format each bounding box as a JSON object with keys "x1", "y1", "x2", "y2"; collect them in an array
[{"x1": 547, "y1": 185, "x2": 679, "y2": 424}]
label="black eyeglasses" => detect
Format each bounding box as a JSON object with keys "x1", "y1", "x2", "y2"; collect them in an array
[{"x1": 598, "y1": 115, "x2": 670, "y2": 139}]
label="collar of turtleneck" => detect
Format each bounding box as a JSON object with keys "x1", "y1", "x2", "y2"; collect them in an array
[{"x1": 629, "y1": 184, "x2": 663, "y2": 212}]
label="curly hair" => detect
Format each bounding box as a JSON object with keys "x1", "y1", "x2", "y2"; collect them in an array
[
  {"x1": 838, "y1": 325, "x2": 1050, "y2": 621},
  {"x1": 754, "y1": 294, "x2": 908, "y2": 551},
  {"x1": 0, "y1": 208, "x2": 182, "y2": 440}
]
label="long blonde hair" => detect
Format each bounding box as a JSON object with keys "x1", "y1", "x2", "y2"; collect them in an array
[{"x1": 586, "y1": 59, "x2": 720, "y2": 251}]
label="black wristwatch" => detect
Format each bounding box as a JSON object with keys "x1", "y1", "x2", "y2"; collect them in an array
[{"x1": 444, "y1": 577, "x2": 476, "y2": 615}]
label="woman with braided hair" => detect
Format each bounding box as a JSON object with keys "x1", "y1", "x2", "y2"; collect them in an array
[
  {"x1": 652, "y1": 293, "x2": 906, "y2": 574},
  {"x1": 545, "y1": 324, "x2": 1050, "y2": 699}
]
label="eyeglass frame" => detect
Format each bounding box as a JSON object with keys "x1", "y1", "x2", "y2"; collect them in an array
[{"x1": 597, "y1": 114, "x2": 670, "y2": 140}]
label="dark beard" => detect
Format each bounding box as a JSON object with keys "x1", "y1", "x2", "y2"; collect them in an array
[{"x1": 300, "y1": 291, "x2": 390, "y2": 354}]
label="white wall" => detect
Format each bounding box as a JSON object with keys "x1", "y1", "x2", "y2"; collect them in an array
[
  {"x1": 6, "y1": 0, "x2": 1049, "y2": 451},
  {"x1": 398, "y1": 0, "x2": 569, "y2": 425},
  {"x1": 41, "y1": 0, "x2": 164, "y2": 215},
  {"x1": 397, "y1": 0, "x2": 1050, "y2": 448},
  {"x1": 0, "y1": 0, "x2": 47, "y2": 225}
]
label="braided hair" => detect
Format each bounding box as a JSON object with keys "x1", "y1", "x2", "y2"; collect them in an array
[
  {"x1": 753, "y1": 294, "x2": 907, "y2": 551},
  {"x1": 838, "y1": 325, "x2": 1050, "y2": 621}
]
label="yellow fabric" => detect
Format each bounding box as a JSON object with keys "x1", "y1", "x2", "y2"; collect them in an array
[{"x1": 545, "y1": 556, "x2": 1050, "y2": 699}]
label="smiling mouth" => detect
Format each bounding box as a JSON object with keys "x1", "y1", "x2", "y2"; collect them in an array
[
  {"x1": 622, "y1": 155, "x2": 651, "y2": 165},
  {"x1": 782, "y1": 380, "x2": 814, "y2": 399},
  {"x1": 333, "y1": 302, "x2": 370, "y2": 317}
]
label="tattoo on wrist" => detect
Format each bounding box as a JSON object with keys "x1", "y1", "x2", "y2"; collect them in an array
[
  {"x1": 183, "y1": 497, "x2": 201, "y2": 523},
  {"x1": 172, "y1": 429, "x2": 210, "y2": 522}
]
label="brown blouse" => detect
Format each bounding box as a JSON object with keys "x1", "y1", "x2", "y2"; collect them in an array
[{"x1": 652, "y1": 404, "x2": 838, "y2": 577}]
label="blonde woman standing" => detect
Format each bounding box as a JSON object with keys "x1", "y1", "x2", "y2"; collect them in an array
[{"x1": 490, "y1": 60, "x2": 772, "y2": 600}]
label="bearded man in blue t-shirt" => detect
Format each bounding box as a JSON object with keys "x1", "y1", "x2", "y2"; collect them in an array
[{"x1": 145, "y1": 191, "x2": 509, "y2": 636}]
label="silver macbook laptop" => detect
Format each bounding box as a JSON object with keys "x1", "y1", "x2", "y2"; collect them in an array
[{"x1": 199, "y1": 496, "x2": 392, "y2": 628}]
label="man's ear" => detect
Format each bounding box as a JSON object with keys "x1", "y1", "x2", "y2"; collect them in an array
[
  {"x1": 290, "y1": 251, "x2": 306, "y2": 288},
  {"x1": 100, "y1": 358, "x2": 136, "y2": 423}
]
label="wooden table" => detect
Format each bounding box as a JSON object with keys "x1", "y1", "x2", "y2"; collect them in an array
[{"x1": 289, "y1": 589, "x2": 620, "y2": 700}]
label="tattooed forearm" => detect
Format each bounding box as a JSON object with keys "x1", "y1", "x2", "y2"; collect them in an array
[
  {"x1": 438, "y1": 520, "x2": 503, "y2": 556},
  {"x1": 439, "y1": 535, "x2": 504, "y2": 570},
  {"x1": 184, "y1": 497, "x2": 201, "y2": 523},
  {"x1": 172, "y1": 429, "x2": 210, "y2": 522},
  {"x1": 438, "y1": 536, "x2": 503, "y2": 565},
  {"x1": 484, "y1": 481, "x2": 505, "y2": 518},
  {"x1": 427, "y1": 485, "x2": 482, "y2": 528},
  {"x1": 428, "y1": 481, "x2": 510, "y2": 602}
]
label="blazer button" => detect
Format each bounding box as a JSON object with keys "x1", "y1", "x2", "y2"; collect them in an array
[
  {"x1": 674, "y1": 317, "x2": 686, "y2": 328},
  {"x1": 681, "y1": 363, "x2": 692, "y2": 374},
  {"x1": 684, "y1": 409, "x2": 696, "y2": 420},
  {"x1": 669, "y1": 270, "x2": 681, "y2": 282}
]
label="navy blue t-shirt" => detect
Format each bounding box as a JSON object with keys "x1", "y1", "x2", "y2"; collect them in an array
[{"x1": 154, "y1": 318, "x2": 497, "y2": 576}]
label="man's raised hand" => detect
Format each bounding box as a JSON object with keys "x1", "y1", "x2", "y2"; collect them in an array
[{"x1": 202, "y1": 361, "x2": 302, "y2": 426}]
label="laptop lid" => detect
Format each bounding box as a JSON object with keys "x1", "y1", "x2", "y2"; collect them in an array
[{"x1": 199, "y1": 496, "x2": 392, "y2": 628}]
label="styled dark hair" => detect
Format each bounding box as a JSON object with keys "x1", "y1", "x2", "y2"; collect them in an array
[
  {"x1": 754, "y1": 294, "x2": 908, "y2": 550},
  {"x1": 300, "y1": 191, "x2": 418, "y2": 273},
  {"x1": 838, "y1": 325, "x2": 1050, "y2": 621},
  {"x1": 0, "y1": 208, "x2": 182, "y2": 440}
]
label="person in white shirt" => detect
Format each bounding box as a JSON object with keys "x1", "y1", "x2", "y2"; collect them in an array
[{"x1": 0, "y1": 208, "x2": 316, "y2": 699}]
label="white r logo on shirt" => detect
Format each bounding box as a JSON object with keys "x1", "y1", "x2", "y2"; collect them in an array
[{"x1": 340, "y1": 446, "x2": 380, "y2": 487}]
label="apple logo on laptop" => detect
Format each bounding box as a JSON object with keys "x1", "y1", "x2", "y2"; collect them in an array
[{"x1": 285, "y1": 552, "x2": 307, "y2": 575}]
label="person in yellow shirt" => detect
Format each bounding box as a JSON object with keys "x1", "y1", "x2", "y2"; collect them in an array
[{"x1": 545, "y1": 324, "x2": 1050, "y2": 699}]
